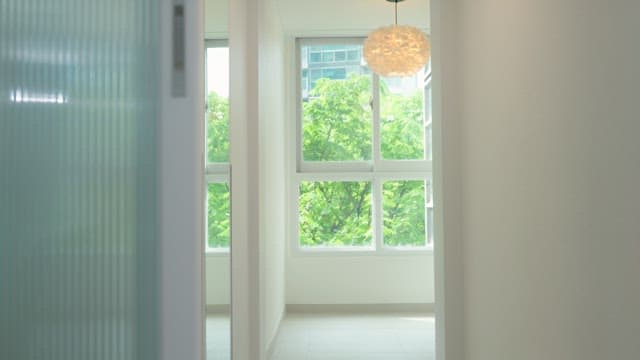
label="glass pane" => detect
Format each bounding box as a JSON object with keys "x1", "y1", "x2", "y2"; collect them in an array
[
  {"x1": 207, "y1": 183, "x2": 231, "y2": 249},
  {"x1": 301, "y1": 44, "x2": 372, "y2": 162},
  {"x1": 0, "y1": 0, "x2": 159, "y2": 358},
  {"x1": 299, "y1": 181, "x2": 372, "y2": 247},
  {"x1": 383, "y1": 181, "x2": 427, "y2": 247},
  {"x1": 206, "y1": 47, "x2": 230, "y2": 163},
  {"x1": 380, "y1": 72, "x2": 426, "y2": 160}
]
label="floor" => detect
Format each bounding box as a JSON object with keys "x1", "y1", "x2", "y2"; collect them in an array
[
  {"x1": 269, "y1": 313, "x2": 435, "y2": 360},
  {"x1": 206, "y1": 314, "x2": 231, "y2": 360},
  {"x1": 206, "y1": 312, "x2": 435, "y2": 360}
]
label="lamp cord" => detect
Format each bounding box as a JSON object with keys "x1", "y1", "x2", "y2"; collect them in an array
[{"x1": 395, "y1": 1, "x2": 398, "y2": 25}]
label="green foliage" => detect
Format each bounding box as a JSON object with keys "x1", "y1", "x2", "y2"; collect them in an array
[
  {"x1": 383, "y1": 181, "x2": 426, "y2": 247},
  {"x1": 299, "y1": 181, "x2": 372, "y2": 247},
  {"x1": 302, "y1": 74, "x2": 372, "y2": 161},
  {"x1": 300, "y1": 75, "x2": 427, "y2": 248},
  {"x1": 205, "y1": 74, "x2": 428, "y2": 249},
  {"x1": 380, "y1": 83, "x2": 425, "y2": 160},
  {"x1": 207, "y1": 183, "x2": 230, "y2": 248},
  {"x1": 206, "y1": 92, "x2": 229, "y2": 163}
]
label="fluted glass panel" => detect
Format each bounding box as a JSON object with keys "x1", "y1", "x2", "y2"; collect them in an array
[{"x1": 0, "y1": 0, "x2": 159, "y2": 359}]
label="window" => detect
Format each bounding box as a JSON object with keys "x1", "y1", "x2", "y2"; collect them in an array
[
  {"x1": 205, "y1": 40, "x2": 230, "y2": 253},
  {"x1": 294, "y1": 38, "x2": 433, "y2": 253}
]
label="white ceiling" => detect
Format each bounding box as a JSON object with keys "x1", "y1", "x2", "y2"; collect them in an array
[
  {"x1": 205, "y1": 0, "x2": 429, "y2": 37},
  {"x1": 274, "y1": 0, "x2": 429, "y2": 33}
]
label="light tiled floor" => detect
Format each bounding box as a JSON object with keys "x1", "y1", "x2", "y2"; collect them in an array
[
  {"x1": 269, "y1": 313, "x2": 435, "y2": 360},
  {"x1": 206, "y1": 314, "x2": 231, "y2": 360}
]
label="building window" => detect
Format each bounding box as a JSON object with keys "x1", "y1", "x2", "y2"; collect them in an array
[
  {"x1": 294, "y1": 38, "x2": 433, "y2": 253},
  {"x1": 205, "y1": 40, "x2": 230, "y2": 253}
]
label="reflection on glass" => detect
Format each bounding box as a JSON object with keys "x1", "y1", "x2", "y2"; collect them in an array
[
  {"x1": 299, "y1": 181, "x2": 372, "y2": 247},
  {"x1": 383, "y1": 180, "x2": 427, "y2": 247},
  {"x1": 205, "y1": 41, "x2": 230, "y2": 360},
  {"x1": 380, "y1": 72, "x2": 425, "y2": 160},
  {"x1": 301, "y1": 44, "x2": 372, "y2": 162}
]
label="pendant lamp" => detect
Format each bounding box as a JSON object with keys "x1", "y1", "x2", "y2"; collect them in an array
[{"x1": 363, "y1": 0, "x2": 430, "y2": 77}]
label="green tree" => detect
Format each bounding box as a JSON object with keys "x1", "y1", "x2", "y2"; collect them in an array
[
  {"x1": 300, "y1": 74, "x2": 427, "y2": 247},
  {"x1": 206, "y1": 92, "x2": 230, "y2": 248},
  {"x1": 302, "y1": 75, "x2": 372, "y2": 161},
  {"x1": 206, "y1": 75, "x2": 428, "y2": 248},
  {"x1": 207, "y1": 91, "x2": 229, "y2": 163}
]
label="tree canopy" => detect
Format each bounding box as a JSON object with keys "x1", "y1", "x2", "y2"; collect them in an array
[{"x1": 206, "y1": 74, "x2": 427, "y2": 249}]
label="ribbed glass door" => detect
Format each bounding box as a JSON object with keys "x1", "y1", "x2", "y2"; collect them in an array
[{"x1": 0, "y1": 1, "x2": 160, "y2": 359}]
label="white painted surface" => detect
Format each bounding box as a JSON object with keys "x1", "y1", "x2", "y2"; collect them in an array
[
  {"x1": 208, "y1": 254, "x2": 435, "y2": 307},
  {"x1": 430, "y1": 1, "x2": 463, "y2": 360},
  {"x1": 205, "y1": 0, "x2": 228, "y2": 38},
  {"x1": 439, "y1": 0, "x2": 640, "y2": 359},
  {"x1": 159, "y1": 0, "x2": 205, "y2": 360},
  {"x1": 229, "y1": 0, "x2": 261, "y2": 358},
  {"x1": 275, "y1": 0, "x2": 429, "y2": 33},
  {"x1": 206, "y1": 256, "x2": 231, "y2": 305},
  {"x1": 286, "y1": 255, "x2": 434, "y2": 304},
  {"x1": 259, "y1": 0, "x2": 288, "y2": 352}
]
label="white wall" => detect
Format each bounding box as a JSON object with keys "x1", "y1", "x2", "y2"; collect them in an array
[
  {"x1": 206, "y1": 256, "x2": 230, "y2": 305},
  {"x1": 286, "y1": 255, "x2": 434, "y2": 304},
  {"x1": 205, "y1": 0, "x2": 228, "y2": 38},
  {"x1": 258, "y1": 0, "x2": 287, "y2": 351},
  {"x1": 438, "y1": 0, "x2": 640, "y2": 359}
]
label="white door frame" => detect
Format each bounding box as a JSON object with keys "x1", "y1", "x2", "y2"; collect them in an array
[{"x1": 159, "y1": 0, "x2": 205, "y2": 359}]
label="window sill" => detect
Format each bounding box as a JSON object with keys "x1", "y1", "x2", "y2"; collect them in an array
[
  {"x1": 205, "y1": 249, "x2": 230, "y2": 257},
  {"x1": 291, "y1": 246, "x2": 434, "y2": 257}
]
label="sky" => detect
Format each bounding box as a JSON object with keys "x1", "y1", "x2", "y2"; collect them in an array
[{"x1": 206, "y1": 47, "x2": 229, "y2": 98}]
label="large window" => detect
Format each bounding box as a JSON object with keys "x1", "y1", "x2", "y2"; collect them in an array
[
  {"x1": 294, "y1": 38, "x2": 433, "y2": 253},
  {"x1": 205, "y1": 40, "x2": 230, "y2": 253}
]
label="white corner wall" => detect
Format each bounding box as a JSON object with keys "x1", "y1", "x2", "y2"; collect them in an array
[
  {"x1": 286, "y1": 255, "x2": 434, "y2": 305},
  {"x1": 440, "y1": 0, "x2": 640, "y2": 359},
  {"x1": 206, "y1": 256, "x2": 230, "y2": 305},
  {"x1": 258, "y1": 0, "x2": 287, "y2": 352}
]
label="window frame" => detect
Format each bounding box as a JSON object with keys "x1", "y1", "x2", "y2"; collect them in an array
[
  {"x1": 292, "y1": 37, "x2": 433, "y2": 256},
  {"x1": 204, "y1": 39, "x2": 231, "y2": 255}
]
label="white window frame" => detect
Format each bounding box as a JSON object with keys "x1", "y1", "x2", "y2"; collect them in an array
[
  {"x1": 292, "y1": 37, "x2": 433, "y2": 256},
  {"x1": 204, "y1": 39, "x2": 231, "y2": 255}
]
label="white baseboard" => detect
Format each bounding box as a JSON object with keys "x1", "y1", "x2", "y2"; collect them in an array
[
  {"x1": 206, "y1": 304, "x2": 230, "y2": 314},
  {"x1": 286, "y1": 303, "x2": 434, "y2": 314}
]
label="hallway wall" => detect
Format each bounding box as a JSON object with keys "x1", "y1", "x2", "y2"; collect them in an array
[
  {"x1": 438, "y1": 0, "x2": 640, "y2": 359},
  {"x1": 258, "y1": 0, "x2": 287, "y2": 351}
]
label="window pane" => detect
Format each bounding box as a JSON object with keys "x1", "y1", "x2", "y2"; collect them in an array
[
  {"x1": 383, "y1": 180, "x2": 426, "y2": 247},
  {"x1": 206, "y1": 47, "x2": 230, "y2": 163},
  {"x1": 310, "y1": 51, "x2": 321, "y2": 63},
  {"x1": 301, "y1": 44, "x2": 372, "y2": 162},
  {"x1": 207, "y1": 183, "x2": 230, "y2": 249},
  {"x1": 380, "y1": 73, "x2": 425, "y2": 160},
  {"x1": 299, "y1": 181, "x2": 372, "y2": 247}
]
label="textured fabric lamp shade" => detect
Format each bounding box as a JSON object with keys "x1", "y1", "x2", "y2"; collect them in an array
[{"x1": 364, "y1": 0, "x2": 430, "y2": 77}]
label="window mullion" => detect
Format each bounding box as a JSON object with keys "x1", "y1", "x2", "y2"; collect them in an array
[
  {"x1": 372, "y1": 73, "x2": 381, "y2": 170},
  {"x1": 373, "y1": 177, "x2": 383, "y2": 252},
  {"x1": 372, "y1": 74, "x2": 383, "y2": 252}
]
